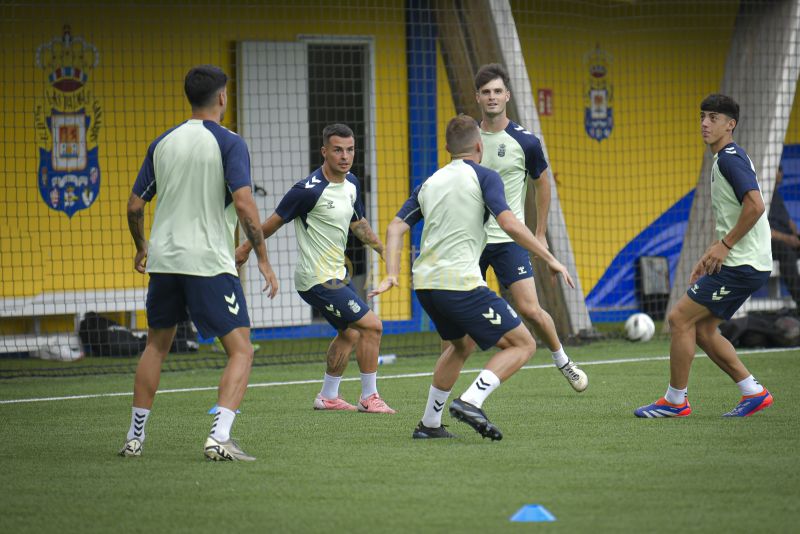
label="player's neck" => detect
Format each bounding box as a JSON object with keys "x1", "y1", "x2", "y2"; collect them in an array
[
  {"x1": 710, "y1": 135, "x2": 734, "y2": 155},
  {"x1": 321, "y1": 164, "x2": 346, "y2": 183},
  {"x1": 451, "y1": 152, "x2": 480, "y2": 163},
  {"x1": 481, "y1": 115, "x2": 509, "y2": 133},
  {"x1": 191, "y1": 110, "x2": 221, "y2": 123}
]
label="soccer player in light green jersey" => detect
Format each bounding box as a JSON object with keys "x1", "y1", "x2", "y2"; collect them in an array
[
  {"x1": 474, "y1": 63, "x2": 587, "y2": 392},
  {"x1": 635, "y1": 94, "x2": 773, "y2": 418}
]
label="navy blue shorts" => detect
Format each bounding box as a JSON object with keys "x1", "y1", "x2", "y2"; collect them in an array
[
  {"x1": 687, "y1": 265, "x2": 771, "y2": 320},
  {"x1": 415, "y1": 286, "x2": 522, "y2": 350},
  {"x1": 146, "y1": 273, "x2": 250, "y2": 338},
  {"x1": 297, "y1": 279, "x2": 370, "y2": 331},
  {"x1": 480, "y1": 242, "x2": 534, "y2": 288}
]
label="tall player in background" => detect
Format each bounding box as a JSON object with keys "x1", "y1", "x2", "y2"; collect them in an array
[
  {"x1": 371, "y1": 115, "x2": 575, "y2": 440},
  {"x1": 236, "y1": 124, "x2": 396, "y2": 414},
  {"x1": 635, "y1": 94, "x2": 773, "y2": 418},
  {"x1": 122, "y1": 65, "x2": 278, "y2": 461},
  {"x1": 474, "y1": 63, "x2": 587, "y2": 392}
]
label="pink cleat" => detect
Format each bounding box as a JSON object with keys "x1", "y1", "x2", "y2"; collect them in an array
[
  {"x1": 358, "y1": 393, "x2": 397, "y2": 414},
  {"x1": 313, "y1": 394, "x2": 357, "y2": 411}
]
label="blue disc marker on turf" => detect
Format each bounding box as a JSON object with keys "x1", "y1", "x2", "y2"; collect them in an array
[
  {"x1": 510, "y1": 504, "x2": 556, "y2": 522},
  {"x1": 207, "y1": 404, "x2": 241, "y2": 415}
]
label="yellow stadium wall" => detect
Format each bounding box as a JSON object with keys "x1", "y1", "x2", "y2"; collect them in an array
[
  {"x1": 0, "y1": 1, "x2": 412, "y2": 332},
  {"x1": 3, "y1": 1, "x2": 799, "y2": 335},
  {"x1": 512, "y1": 0, "x2": 740, "y2": 297}
]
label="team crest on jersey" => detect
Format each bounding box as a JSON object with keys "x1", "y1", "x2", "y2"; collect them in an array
[
  {"x1": 583, "y1": 44, "x2": 613, "y2": 142},
  {"x1": 326, "y1": 200, "x2": 335, "y2": 209},
  {"x1": 497, "y1": 144, "x2": 506, "y2": 157},
  {"x1": 35, "y1": 26, "x2": 102, "y2": 218},
  {"x1": 347, "y1": 299, "x2": 361, "y2": 313}
]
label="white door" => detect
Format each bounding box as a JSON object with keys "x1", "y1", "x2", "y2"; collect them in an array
[{"x1": 237, "y1": 41, "x2": 311, "y2": 327}]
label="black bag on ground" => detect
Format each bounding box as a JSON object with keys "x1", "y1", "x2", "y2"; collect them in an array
[
  {"x1": 78, "y1": 312, "x2": 147, "y2": 357},
  {"x1": 720, "y1": 310, "x2": 800, "y2": 348}
]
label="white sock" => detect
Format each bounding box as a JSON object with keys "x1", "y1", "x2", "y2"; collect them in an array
[
  {"x1": 320, "y1": 373, "x2": 342, "y2": 399},
  {"x1": 210, "y1": 406, "x2": 236, "y2": 442},
  {"x1": 552, "y1": 345, "x2": 569, "y2": 368},
  {"x1": 421, "y1": 386, "x2": 451, "y2": 428},
  {"x1": 360, "y1": 371, "x2": 378, "y2": 399},
  {"x1": 736, "y1": 375, "x2": 763, "y2": 396},
  {"x1": 127, "y1": 407, "x2": 150, "y2": 442},
  {"x1": 665, "y1": 385, "x2": 687, "y2": 405},
  {"x1": 460, "y1": 369, "x2": 501, "y2": 408}
]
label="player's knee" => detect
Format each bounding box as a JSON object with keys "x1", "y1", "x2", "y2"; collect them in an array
[
  {"x1": 339, "y1": 328, "x2": 360, "y2": 345},
  {"x1": 519, "y1": 303, "x2": 547, "y2": 325},
  {"x1": 512, "y1": 331, "x2": 537, "y2": 362},
  {"x1": 359, "y1": 314, "x2": 383, "y2": 339},
  {"x1": 667, "y1": 308, "x2": 689, "y2": 333}
]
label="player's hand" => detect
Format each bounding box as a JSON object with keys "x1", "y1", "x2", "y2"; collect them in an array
[
  {"x1": 134, "y1": 248, "x2": 147, "y2": 274},
  {"x1": 258, "y1": 261, "x2": 279, "y2": 299},
  {"x1": 701, "y1": 242, "x2": 728, "y2": 276},
  {"x1": 547, "y1": 259, "x2": 575, "y2": 289},
  {"x1": 235, "y1": 244, "x2": 251, "y2": 268},
  {"x1": 368, "y1": 276, "x2": 399, "y2": 298},
  {"x1": 787, "y1": 233, "x2": 800, "y2": 248},
  {"x1": 689, "y1": 261, "x2": 705, "y2": 285}
]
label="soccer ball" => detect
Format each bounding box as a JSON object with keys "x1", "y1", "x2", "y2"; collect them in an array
[{"x1": 625, "y1": 313, "x2": 655, "y2": 342}]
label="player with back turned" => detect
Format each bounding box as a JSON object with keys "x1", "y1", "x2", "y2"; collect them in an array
[
  {"x1": 371, "y1": 114, "x2": 575, "y2": 440},
  {"x1": 121, "y1": 65, "x2": 278, "y2": 461}
]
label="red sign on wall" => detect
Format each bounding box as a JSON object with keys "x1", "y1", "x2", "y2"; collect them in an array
[{"x1": 537, "y1": 88, "x2": 553, "y2": 116}]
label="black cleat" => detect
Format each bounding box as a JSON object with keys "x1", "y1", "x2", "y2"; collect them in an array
[
  {"x1": 412, "y1": 421, "x2": 456, "y2": 439},
  {"x1": 448, "y1": 398, "x2": 503, "y2": 441}
]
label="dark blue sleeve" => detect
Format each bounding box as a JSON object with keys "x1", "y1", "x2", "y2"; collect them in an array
[
  {"x1": 395, "y1": 185, "x2": 423, "y2": 227},
  {"x1": 275, "y1": 181, "x2": 322, "y2": 223},
  {"x1": 469, "y1": 162, "x2": 510, "y2": 216},
  {"x1": 718, "y1": 151, "x2": 759, "y2": 204},
  {"x1": 524, "y1": 137, "x2": 549, "y2": 179},
  {"x1": 132, "y1": 141, "x2": 157, "y2": 201},
  {"x1": 347, "y1": 174, "x2": 366, "y2": 222},
  {"x1": 205, "y1": 122, "x2": 251, "y2": 192},
  {"x1": 507, "y1": 123, "x2": 548, "y2": 179}
]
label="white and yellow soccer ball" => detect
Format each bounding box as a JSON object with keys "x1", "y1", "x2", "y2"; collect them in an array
[{"x1": 625, "y1": 313, "x2": 656, "y2": 342}]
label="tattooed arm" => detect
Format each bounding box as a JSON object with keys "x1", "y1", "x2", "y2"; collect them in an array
[
  {"x1": 350, "y1": 217, "x2": 384, "y2": 259},
  {"x1": 232, "y1": 186, "x2": 278, "y2": 298},
  {"x1": 127, "y1": 193, "x2": 148, "y2": 274}
]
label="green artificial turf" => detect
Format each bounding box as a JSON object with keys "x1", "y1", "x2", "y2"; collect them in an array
[{"x1": 1, "y1": 339, "x2": 798, "y2": 533}]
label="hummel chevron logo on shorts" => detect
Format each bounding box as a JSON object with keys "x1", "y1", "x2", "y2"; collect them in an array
[
  {"x1": 712, "y1": 286, "x2": 731, "y2": 301},
  {"x1": 482, "y1": 307, "x2": 502, "y2": 325},
  {"x1": 225, "y1": 292, "x2": 239, "y2": 315},
  {"x1": 634, "y1": 397, "x2": 691, "y2": 418}
]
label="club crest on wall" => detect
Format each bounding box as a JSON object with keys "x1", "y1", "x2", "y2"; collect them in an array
[
  {"x1": 584, "y1": 44, "x2": 613, "y2": 142},
  {"x1": 35, "y1": 25, "x2": 102, "y2": 217}
]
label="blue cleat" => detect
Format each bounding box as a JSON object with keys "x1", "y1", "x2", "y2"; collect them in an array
[
  {"x1": 722, "y1": 388, "x2": 773, "y2": 417},
  {"x1": 634, "y1": 397, "x2": 691, "y2": 418}
]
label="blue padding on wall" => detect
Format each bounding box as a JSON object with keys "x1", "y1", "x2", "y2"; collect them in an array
[{"x1": 405, "y1": 0, "x2": 438, "y2": 331}]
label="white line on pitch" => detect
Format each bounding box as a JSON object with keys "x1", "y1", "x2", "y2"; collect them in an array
[{"x1": 0, "y1": 347, "x2": 795, "y2": 406}]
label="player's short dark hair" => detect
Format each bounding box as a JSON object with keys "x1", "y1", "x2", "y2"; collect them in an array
[
  {"x1": 184, "y1": 65, "x2": 228, "y2": 109},
  {"x1": 474, "y1": 63, "x2": 511, "y2": 92},
  {"x1": 322, "y1": 124, "x2": 354, "y2": 145},
  {"x1": 701, "y1": 94, "x2": 739, "y2": 124},
  {"x1": 445, "y1": 114, "x2": 480, "y2": 154}
]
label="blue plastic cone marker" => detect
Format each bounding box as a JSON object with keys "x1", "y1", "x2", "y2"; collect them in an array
[
  {"x1": 510, "y1": 504, "x2": 556, "y2": 522},
  {"x1": 207, "y1": 404, "x2": 241, "y2": 415}
]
